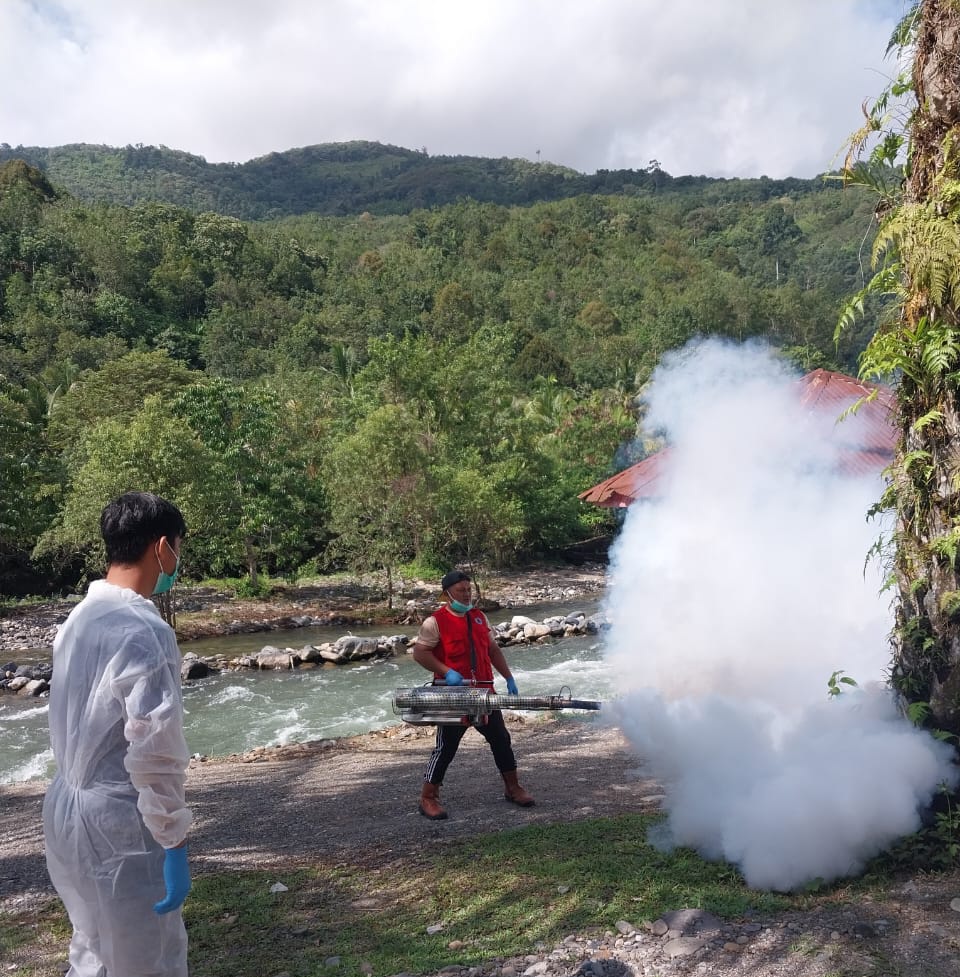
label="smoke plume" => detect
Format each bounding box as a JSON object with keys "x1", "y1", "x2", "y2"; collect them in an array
[{"x1": 605, "y1": 338, "x2": 958, "y2": 891}]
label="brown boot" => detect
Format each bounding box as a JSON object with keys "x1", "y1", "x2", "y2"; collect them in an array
[
  {"x1": 418, "y1": 782, "x2": 448, "y2": 820},
  {"x1": 502, "y1": 770, "x2": 535, "y2": 807}
]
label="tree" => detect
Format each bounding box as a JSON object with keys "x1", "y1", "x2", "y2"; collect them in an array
[
  {"x1": 33, "y1": 398, "x2": 214, "y2": 579},
  {"x1": 512, "y1": 333, "x2": 575, "y2": 385},
  {"x1": 433, "y1": 467, "x2": 525, "y2": 568},
  {"x1": 324, "y1": 403, "x2": 432, "y2": 605},
  {"x1": 46, "y1": 350, "x2": 198, "y2": 451},
  {"x1": 172, "y1": 378, "x2": 321, "y2": 586},
  {"x1": 840, "y1": 1, "x2": 960, "y2": 733},
  {"x1": 0, "y1": 390, "x2": 40, "y2": 554},
  {"x1": 0, "y1": 377, "x2": 66, "y2": 568}
]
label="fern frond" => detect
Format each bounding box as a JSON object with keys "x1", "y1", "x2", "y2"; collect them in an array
[
  {"x1": 930, "y1": 527, "x2": 960, "y2": 566},
  {"x1": 887, "y1": 4, "x2": 921, "y2": 56},
  {"x1": 902, "y1": 449, "x2": 933, "y2": 477},
  {"x1": 836, "y1": 293, "x2": 866, "y2": 339},
  {"x1": 912, "y1": 409, "x2": 945, "y2": 433},
  {"x1": 919, "y1": 328, "x2": 960, "y2": 378},
  {"x1": 938, "y1": 178, "x2": 960, "y2": 212},
  {"x1": 874, "y1": 202, "x2": 960, "y2": 308},
  {"x1": 837, "y1": 389, "x2": 879, "y2": 425},
  {"x1": 835, "y1": 265, "x2": 904, "y2": 343}
]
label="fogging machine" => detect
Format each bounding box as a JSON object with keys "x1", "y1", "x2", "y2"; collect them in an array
[{"x1": 392, "y1": 684, "x2": 602, "y2": 726}]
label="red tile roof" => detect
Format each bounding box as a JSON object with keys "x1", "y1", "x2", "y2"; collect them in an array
[{"x1": 579, "y1": 369, "x2": 897, "y2": 507}]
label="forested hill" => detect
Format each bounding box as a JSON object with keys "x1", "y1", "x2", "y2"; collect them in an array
[
  {"x1": 0, "y1": 140, "x2": 826, "y2": 219},
  {"x1": 0, "y1": 152, "x2": 882, "y2": 596}
]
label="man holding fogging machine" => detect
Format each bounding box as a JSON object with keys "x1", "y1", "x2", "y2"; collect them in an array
[{"x1": 412, "y1": 569, "x2": 536, "y2": 819}]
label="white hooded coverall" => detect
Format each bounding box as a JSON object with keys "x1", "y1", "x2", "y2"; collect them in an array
[{"x1": 43, "y1": 580, "x2": 192, "y2": 977}]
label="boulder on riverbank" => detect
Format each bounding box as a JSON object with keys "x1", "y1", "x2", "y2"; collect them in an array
[
  {"x1": 217, "y1": 609, "x2": 610, "y2": 675},
  {"x1": 0, "y1": 662, "x2": 53, "y2": 696},
  {"x1": 1, "y1": 564, "x2": 609, "y2": 695},
  {"x1": 0, "y1": 563, "x2": 608, "y2": 655}
]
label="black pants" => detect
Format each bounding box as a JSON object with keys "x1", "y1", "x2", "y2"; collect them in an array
[{"x1": 423, "y1": 710, "x2": 517, "y2": 785}]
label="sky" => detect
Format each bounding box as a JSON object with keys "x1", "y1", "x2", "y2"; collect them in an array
[
  {"x1": 603, "y1": 338, "x2": 957, "y2": 891},
  {"x1": 1, "y1": 0, "x2": 909, "y2": 179}
]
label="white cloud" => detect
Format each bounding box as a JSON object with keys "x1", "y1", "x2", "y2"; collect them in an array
[{"x1": 0, "y1": 0, "x2": 907, "y2": 177}]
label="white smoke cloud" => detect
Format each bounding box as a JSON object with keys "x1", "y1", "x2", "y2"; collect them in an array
[{"x1": 605, "y1": 338, "x2": 958, "y2": 891}]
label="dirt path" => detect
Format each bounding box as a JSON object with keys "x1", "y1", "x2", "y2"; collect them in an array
[{"x1": 0, "y1": 716, "x2": 658, "y2": 905}]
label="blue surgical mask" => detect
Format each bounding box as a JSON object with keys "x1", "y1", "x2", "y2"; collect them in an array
[
  {"x1": 449, "y1": 598, "x2": 473, "y2": 614},
  {"x1": 153, "y1": 541, "x2": 180, "y2": 595}
]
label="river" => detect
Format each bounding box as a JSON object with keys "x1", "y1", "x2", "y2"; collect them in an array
[{"x1": 0, "y1": 602, "x2": 615, "y2": 785}]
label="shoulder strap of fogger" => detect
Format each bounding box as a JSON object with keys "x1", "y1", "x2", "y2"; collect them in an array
[{"x1": 464, "y1": 610, "x2": 478, "y2": 679}]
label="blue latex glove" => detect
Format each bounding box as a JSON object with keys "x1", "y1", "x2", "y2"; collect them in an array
[
  {"x1": 154, "y1": 845, "x2": 191, "y2": 915},
  {"x1": 506, "y1": 677, "x2": 519, "y2": 696},
  {"x1": 444, "y1": 668, "x2": 465, "y2": 686}
]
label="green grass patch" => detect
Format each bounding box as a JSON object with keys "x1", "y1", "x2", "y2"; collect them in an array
[
  {"x1": 190, "y1": 575, "x2": 276, "y2": 600},
  {"x1": 0, "y1": 902, "x2": 72, "y2": 977},
  {"x1": 3, "y1": 814, "x2": 915, "y2": 977},
  {"x1": 0, "y1": 594, "x2": 59, "y2": 617}
]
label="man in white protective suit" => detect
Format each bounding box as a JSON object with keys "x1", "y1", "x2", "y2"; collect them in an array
[{"x1": 43, "y1": 491, "x2": 193, "y2": 977}]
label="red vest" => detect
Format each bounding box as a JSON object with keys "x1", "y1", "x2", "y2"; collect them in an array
[{"x1": 432, "y1": 604, "x2": 495, "y2": 687}]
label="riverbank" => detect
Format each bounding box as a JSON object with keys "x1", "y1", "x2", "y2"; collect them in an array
[{"x1": 0, "y1": 562, "x2": 609, "y2": 654}]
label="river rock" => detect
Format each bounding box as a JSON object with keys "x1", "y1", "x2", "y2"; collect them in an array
[
  {"x1": 662, "y1": 937, "x2": 706, "y2": 958},
  {"x1": 523, "y1": 623, "x2": 552, "y2": 640},
  {"x1": 181, "y1": 655, "x2": 213, "y2": 680},
  {"x1": 15, "y1": 663, "x2": 53, "y2": 682},
  {"x1": 542, "y1": 617, "x2": 567, "y2": 636},
  {"x1": 317, "y1": 644, "x2": 347, "y2": 663},
  {"x1": 3, "y1": 600, "x2": 604, "y2": 694},
  {"x1": 333, "y1": 636, "x2": 380, "y2": 661},
  {"x1": 584, "y1": 613, "x2": 610, "y2": 633},
  {"x1": 298, "y1": 644, "x2": 323, "y2": 664},
  {"x1": 256, "y1": 649, "x2": 298, "y2": 670},
  {"x1": 658, "y1": 909, "x2": 723, "y2": 936},
  {"x1": 511, "y1": 615, "x2": 538, "y2": 628}
]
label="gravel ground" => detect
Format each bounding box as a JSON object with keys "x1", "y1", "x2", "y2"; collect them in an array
[{"x1": 0, "y1": 717, "x2": 659, "y2": 905}]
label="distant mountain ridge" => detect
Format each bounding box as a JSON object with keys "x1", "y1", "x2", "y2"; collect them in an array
[{"x1": 0, "y1": 140, "x2": 826, "y2": 219}]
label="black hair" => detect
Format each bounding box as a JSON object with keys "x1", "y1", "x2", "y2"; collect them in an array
[
  {"x1": 441, "y1": 569, "x2": 471, "y2": 592},
  {"x1": 100, "y1": 492, "x2": 187, "y2": 566}
]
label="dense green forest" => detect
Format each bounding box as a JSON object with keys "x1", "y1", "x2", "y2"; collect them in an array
[
  {"x1": 0, "y1": 148, "x2": 883, "y2": 596},
  {"x1": 1, "y1": 140, "x2": 837, "y2": 219}
]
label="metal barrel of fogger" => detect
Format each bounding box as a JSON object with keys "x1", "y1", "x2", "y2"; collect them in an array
[{"x1": 392, "y1": 687, "x2": 602, "y2": 725}]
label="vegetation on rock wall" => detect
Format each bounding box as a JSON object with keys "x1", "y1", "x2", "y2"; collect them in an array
[{"x1": 839, "y1": 0, "x2": 960, "y2": 735}]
